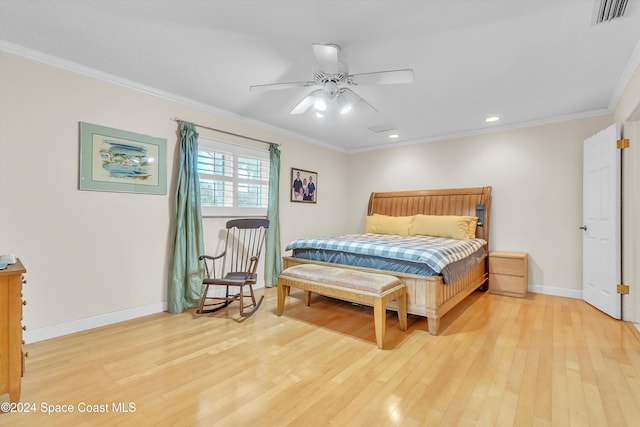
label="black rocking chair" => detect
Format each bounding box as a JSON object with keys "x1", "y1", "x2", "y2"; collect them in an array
[{"x1": 196, "y1": 218, "x2": 269, "y2": 318}]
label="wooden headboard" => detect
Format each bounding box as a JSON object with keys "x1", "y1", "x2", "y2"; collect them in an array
[{"x1": 367, "y1": 186, "x2": 492, "y2": 244}]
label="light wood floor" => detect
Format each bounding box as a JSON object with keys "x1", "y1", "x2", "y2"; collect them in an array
[{"x1": 2, "y1": 287, "x2": 640, "y2": 426}]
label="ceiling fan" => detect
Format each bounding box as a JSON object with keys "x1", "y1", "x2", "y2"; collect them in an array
[{"x1": 249, "y1": 44, "x2": 414, "y2": 116}]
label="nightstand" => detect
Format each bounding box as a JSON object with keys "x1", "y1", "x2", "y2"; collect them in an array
[{"x1": 489, "y1": 251, "x2": 528, "y2": 297}]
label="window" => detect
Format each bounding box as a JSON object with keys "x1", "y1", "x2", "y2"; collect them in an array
[{"x1": 197, "y1": 137, "x2": 270, "y2": 217}]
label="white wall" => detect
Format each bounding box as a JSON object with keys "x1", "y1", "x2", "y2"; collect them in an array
[
  {"x1": 346, "y1": 115, "x2": 614, "y2": 294},
  {"x1": 0, "y1": 52, "x2": 347, "y2": 342}
]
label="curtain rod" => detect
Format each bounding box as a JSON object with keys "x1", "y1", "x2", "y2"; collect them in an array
[{"x1": 171, "y1": 118, "x2": 280, "y2": 147}]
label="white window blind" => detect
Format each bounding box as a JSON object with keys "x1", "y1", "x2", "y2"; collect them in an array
[{"x1": 197, "y1": 137, "x2": 270, "y2": 217}]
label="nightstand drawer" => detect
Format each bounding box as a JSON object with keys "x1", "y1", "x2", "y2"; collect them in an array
[
  {"x1": 489, "y1": 256, "x2": 526, "y2": 276},
  {"x1": 489, "y1": 273, "x2": 527, "y2": 297}
]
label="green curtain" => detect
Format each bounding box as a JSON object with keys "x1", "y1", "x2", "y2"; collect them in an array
[
  {"x1": 168, "y1": 122, "x2": 204, "y2": 313},
  {"x1": 264, "y1": 143, "x2": 282, "y2": 287}
]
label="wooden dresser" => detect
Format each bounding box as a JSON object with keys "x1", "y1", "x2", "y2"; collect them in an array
[
  {"x1": 489, "y1": 251, "x2": 528, "y2": 298},
  {"x1": 0, "y1": 259, "x2": 27, "y2": 403}
]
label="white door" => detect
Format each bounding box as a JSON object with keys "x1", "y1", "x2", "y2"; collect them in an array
[{"x1": 582, "y1": 123, "x2": 621, "y2": 319}]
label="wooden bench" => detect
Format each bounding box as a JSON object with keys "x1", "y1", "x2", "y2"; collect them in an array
[{"x1": 277, "y1": 264, "x2": 408, "y2": 349}]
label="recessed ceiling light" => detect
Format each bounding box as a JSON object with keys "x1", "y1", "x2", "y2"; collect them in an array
[
  {"x1": 485, "y1": 116, "x2": 501, "y2": 123},
  {"x1": 388, "y1": 134, "x2": 399, "y2": 139}
]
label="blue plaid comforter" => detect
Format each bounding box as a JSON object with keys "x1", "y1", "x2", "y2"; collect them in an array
[{"x1": 286, "y1": 234, "x2": 487, "y2": 274}]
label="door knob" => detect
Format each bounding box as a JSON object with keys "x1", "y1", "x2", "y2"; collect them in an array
[{"x1": 579, "y1": 225, "x2": 587, "y2": 231}]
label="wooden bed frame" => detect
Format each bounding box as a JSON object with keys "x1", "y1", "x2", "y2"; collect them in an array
[{"x1": 282, "y1": 186, "x2": 492, "y2": 335}]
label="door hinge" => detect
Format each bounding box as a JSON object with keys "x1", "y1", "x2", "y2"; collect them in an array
[
  {"x1": 617, "y1": 138, "x2": 629, "y2": 149},
  {"x1": 617, "y1": 284, "x2": 630, "y2": 294}
]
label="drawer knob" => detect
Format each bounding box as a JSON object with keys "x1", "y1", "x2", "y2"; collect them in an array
[
  {"x1": 22, "y1": 300, "x2": 27, "y2": 306},
  {"x1": 22, "y1": 325, "x2": 27, "y2": 331}
]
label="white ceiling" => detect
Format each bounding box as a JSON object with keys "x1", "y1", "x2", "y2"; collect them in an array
[{"x1": 1, "y1": 0, "x2": 639, "y2": 152}]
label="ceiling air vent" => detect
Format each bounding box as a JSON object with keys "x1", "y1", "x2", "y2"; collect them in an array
[
  {"x1": 368, "y1": 124, "x2": 396, "y2": 133},
  {"x1": 593, "y1": 0, "x2": 629, "y2": 24}
]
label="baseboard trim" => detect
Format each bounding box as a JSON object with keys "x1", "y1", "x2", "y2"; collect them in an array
[
  {"x1": 24, "y1": 301, "x2": 168, "y2": 344},
  {"x1": 528, "y1": 283, "x2": 583, "y2": 299}
]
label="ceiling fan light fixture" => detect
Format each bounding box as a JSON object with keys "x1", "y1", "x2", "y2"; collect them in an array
[
  {"x1": 337, "y1": 94, "x2": 353, "y2": 114},
  {"x1": 339, "y1": 89, "x2": 363, "y2": 114},
  {"x1": 340, "y1": 104, "x2": 353, "y2": 114},
  {"x1": 314, "y1": 98, "x2": 328, "y2": 112}
]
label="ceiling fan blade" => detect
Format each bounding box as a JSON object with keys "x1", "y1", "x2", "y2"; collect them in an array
[
  {"x1": 250, "y1": 81, "x2": 317, "y2": 92},
  {"x1": 289, "y1": 89, "x2": 323, "y2": 115},
  {"x1": 312, "y1": 44, "x2": 339, "y2": 74},
  {"x1": 348, "y1": 69, "x2": 414, "y2": 85}
]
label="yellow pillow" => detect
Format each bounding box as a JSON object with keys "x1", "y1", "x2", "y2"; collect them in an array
[
  {"x1": 365, "y1": 214, "x2": 413, "y2": 236},
  {"x1": 466, "y1": 216, "x2": 479, "y2": 239},
  {"x1": 410, "y1": 215, "x2": 478, "y2": 240}
]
